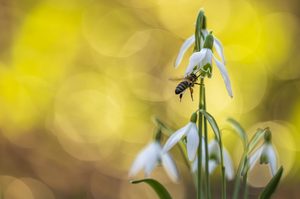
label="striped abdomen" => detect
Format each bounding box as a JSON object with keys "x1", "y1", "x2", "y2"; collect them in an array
[{"x1": 175, "y1": 81, "x2": 190, "y2": 94}]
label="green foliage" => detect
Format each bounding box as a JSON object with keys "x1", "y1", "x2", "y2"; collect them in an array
[
  {"x1": 259, "y1": 166, "x2": 284, "y2": 199},
  {"x1": 194, "y1": 9, "x2": 205, "y2": 51},
  {"x1": 227, "y1": 118, "x2": 248, "y2": 149},
  {"x1": 199, "y1": 110, "x2": 221, "y2": 141},
  {"x1": 130, "y1": 178, "x2": 172, "y2": 199},
  {"x1": 248, "y1": 128, "x2": 266, "y2": 154}
]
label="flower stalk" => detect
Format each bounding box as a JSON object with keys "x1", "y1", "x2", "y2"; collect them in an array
[
  {"x1": 202, "y1": 79, "x2": 211, "y2": 199},
  {"x1": 195, "y1": 10, "x2": 205, "y2": 199},
  {"x1": 218, "y1": 125, "x2": 227, "y2": 199},
  {"x1": 197, "y1": 78, "x2": 204, "y2": 199}
]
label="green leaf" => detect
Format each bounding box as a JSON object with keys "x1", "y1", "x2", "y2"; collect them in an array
[
  {"x1": 259, "y1": 166, "x2": 284, "y2": 199},
  {"x1": 227, "y1": 118, "x2": 248, "y2": 149},
  {"x1": 199, "y1": 110, "x2": 221, "y2": 141},
  {"x1": 130, "y1": 178, "x2": 172, "y2": 199},
  {"x1": 248, "y1": 128, "x2": 266, "y2": 153},
  {"x1": 152, "y1": 117, "x2": 172, "y2": 135}
]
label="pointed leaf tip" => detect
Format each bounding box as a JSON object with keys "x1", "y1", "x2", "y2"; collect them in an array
[
  {"x1": 199, "y1": 109, "x2": 221, "y2": 141},
  {"x1": 131, "y1": 178, "x2": 172, "y2": 199},
  {"x1": 227, "y1": 118, "x2": 247, "y2": 148},
  {"x1": 259, "y1": 166, "x2": 284, "y2": 199}
]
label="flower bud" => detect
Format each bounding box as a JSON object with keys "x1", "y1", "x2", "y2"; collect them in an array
[
  {"x1": 155, "y1": 128, "x2": 162, "y2": 141},
  {"x1": 203, "y1": 33, "x2": 214, "y2": 50},
  {"x1": 260, "y1": 154, "x2": 269, "y2": 164},
  {"x1": 195, "y1": 9, "x2": 206, "y2": 52},
  {"x1": 195, "y1": 9, "x2": 205, "y2": 34},
  {"x1": 190, "y1": 112, "x2": 198, "y2": 123},
  {"x1": 264, "y1": 128, "x2": 272, "y2": 143}
]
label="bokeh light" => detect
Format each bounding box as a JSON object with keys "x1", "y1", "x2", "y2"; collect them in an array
[{"x1": 0, "y1": 0, "x2": 300, "y2": 198}]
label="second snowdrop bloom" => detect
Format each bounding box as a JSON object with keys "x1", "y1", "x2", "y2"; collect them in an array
[
  {"x1": 248, "y1": 131, "x2": 277, "y2": 176},
  {"x1": 185, "y1": 34, "x2": 233, "y2": 97},
  {"x1": 192, "y1": 139, "x2": 234, "y2": 180},
  {"x1": 129, "y1": 140, "x2": 179, "y2": 182},
  {"x1": 163, "y1": 113, "x2": 199, "y2": 161},
  {"x1": 207, "y1": 139, "x2": 234, "y2": 180}
]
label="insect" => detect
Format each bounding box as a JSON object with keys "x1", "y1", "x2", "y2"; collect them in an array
[{"x1": 170, "y1": 73, "x2": 201, "y2": 101}]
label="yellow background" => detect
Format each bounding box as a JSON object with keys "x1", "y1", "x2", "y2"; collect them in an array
[{"x1": 0, "y1": 0, "x2": 299, "y2": 198}]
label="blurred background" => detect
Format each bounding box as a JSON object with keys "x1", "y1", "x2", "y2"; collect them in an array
[{"x1": 0, "y1": 0, "x2": 299, "y2": 198}]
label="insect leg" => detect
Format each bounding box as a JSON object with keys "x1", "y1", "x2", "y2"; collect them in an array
[
  {"x1": 179, "y1": 93, "x2": 183, "y2": 102},
  {"x1": 189, "y1": 87, "x2": 194, "y2": 101}
]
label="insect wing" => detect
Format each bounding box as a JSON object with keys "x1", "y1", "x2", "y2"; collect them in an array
[{"x1": 168, "y1": 77, "x2": 186, "y2": 82}]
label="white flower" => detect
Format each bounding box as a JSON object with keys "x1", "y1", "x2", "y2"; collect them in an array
[
  {"x1": 174, "y1": 31, "x2": 232, "y2": 98},
  {"x1": 129, "y1": 141, "x2": 179, "y2": 182},
  {"x1": 248, "y1": 142, "x2": 277, "y2": 176},
  {"x1": 191, "y1": 138, "x2": 205, "y2": 172},
  {"x1": 163, "y1": 122, "x2": 199, "y2": 161},
  {"x1": 174, "y1": 29, "x2": 225, "y2": 68},
  {"x1": 192, "y1": 139, "x2": 234, "y2": 180}
]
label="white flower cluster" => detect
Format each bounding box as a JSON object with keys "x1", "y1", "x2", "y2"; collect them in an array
[
  {"x1": 128, "y1": 10, "x2": 278, "y2": 185},
  {"x1": 129, "y1": 121, "x2": 278, "y2": 182}
]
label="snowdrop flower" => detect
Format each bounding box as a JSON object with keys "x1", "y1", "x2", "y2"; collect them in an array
[
  {"x1": 184, "y1": 34, "x2": 232, "y2": 97},
  {"x1": 174, "y1": 29, "x2": 225, "y2": 68},
  {"x1": 129, "y1": 140, "x2": 179, "y2": 182},
  {"x1": 192, "y1": 139, "x2": 234, "y2": 180},
  {"x1": 163, "y1": 113, "x2": 199, "y2": 161},
  {"x1": 174, "y1": 28, "x2": 232, "y2": 98},
  {"x1": 248, "y1": 131, "x2": 277, "y2": 176}
]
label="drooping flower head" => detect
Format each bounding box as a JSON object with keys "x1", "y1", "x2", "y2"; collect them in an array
[
  {"x1": 192, "y1": 139, "x2": 234, "y2": 180},
  {"x1": 174, "y1": 10, "x2": 233, "y2": 98},
  {"x1": 248, "y1": 129, "x2": 278, "y2": 176},
  {"x1": 129, "y1": 130, "x2": 179, "y2": 182},
  {"x1": 163, "y1": 112, "x2": 199, "y2": 161}
]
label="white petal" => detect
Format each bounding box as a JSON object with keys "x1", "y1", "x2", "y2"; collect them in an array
[
  {"x1": 161, "y1": 153, "x2": 179, "y2": 182},
  {"x1": 207, "y1": 140, "x2": 219, "y2": 174},
  {"x1": 208, "y1": 139, "x2": 220, "y2": 159},
  {"x1": 201, "y1": 29, "x2": 209, "y2": 37},
  {"x1": 213, "y1": 37, "x2": 226, "y2": 64},
  {"x1": 129, "y1": 149, "x2": 148, "y2": 177},
  {"x1": 185, "y1": 50, "x2": 206, "y2": 75},
  {"x1": 249, "y1": 146, "x2": 264, "y2": 172},
  {"x1": 213, "y1": 55, "x2": 233, "y2": 97},
  {"x1": 163, "y1": 123, "x2": 190, "y2": 153},
  {"x1": 175, "y1": 35, "x2": 195, "y2": 68},
  {"x1": 209, "y1": 160, "x2": 218, "y2": 174},
  {"x1": 266, "y1": 144, "x2": 277, "y2": 176},
  {"x1": 191, "y1": 139, "x2": 206, "y2": 173},
  {"x1": 129, "y1": 142, "x2": 156, "y2": 177},
  {"x1": 144, "y1": 142, "x2": 161, "y2": 176},
  {"x1": 187, "y1": 123, "x2": 199, "y2": 161},
  {"x1": 223, "y1": 148, "x2": 234, "y2": 180},
  {"x1": 200, "y1": 49, "x2": 213, "y2": 68}
]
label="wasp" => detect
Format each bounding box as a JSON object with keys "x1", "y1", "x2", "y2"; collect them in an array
[{"x1": 170, "y1": 73, "x2": 201, "y2": 101}]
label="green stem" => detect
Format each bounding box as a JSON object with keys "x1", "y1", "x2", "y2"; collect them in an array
[
  {"x1": 242, "y1": 172, "x2": 248, "y2": 199},
  {"x1": 233, "y1": 152, "x2": 247, "y2": 199},
  {"x1": 197, "y1": 78, "x2": 204, "y2": 199},
  {"x1": 217, "y1": 129, "x2": 226, "y2": 199},
  {"x1": 203, "y1": 81, "x2": 211, "y2": 199}
]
